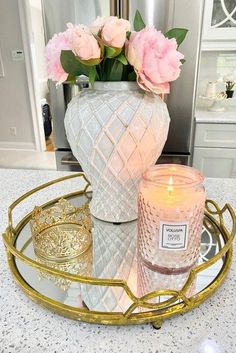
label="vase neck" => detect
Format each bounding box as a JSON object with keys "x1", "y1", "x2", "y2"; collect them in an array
[{"x1": 93, "y1": 81, "x2": 140, "y2": 91}]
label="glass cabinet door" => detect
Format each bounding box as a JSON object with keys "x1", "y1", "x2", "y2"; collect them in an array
[
  {"x1": 211, "y1": 0, "x2": 236, "y2": 28},
  {"x1": 203, "y1": 0, "x2": 236, "y2": 40}
]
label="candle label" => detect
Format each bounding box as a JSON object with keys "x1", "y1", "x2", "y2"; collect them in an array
[{"x1": 159, "y1": 221, "x2": 189, "y2": 251}]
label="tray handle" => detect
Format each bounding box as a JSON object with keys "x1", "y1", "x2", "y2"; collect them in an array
[
  {"x1": 179, "y1": 200, "x2": 236, "y2": 297},
  {"x1": 7, "y1": 173, "x2": 90, "y2": 234}
]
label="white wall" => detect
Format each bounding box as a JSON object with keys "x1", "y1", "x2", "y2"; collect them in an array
[{"x1": 0, "y1": 0, "x2": 36, "y2": 150}]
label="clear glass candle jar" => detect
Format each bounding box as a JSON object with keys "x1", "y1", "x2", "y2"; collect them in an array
[{"x1": 138, "y1": 164, "x2": 206, "y2": 274}]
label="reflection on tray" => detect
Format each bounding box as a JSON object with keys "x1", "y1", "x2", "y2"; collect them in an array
[
  {"x1": 81, "y1": 217, "x2": 137, "y2": 313},
  {"x1": 137, "y1": 226, "x2": 221, "y2": 309},
  {"x1": 137, "y1": 259, "x2": 196, "y2": 304},
  {"x1": 36, "y1": 246, "x2": 92, "y2": 291},
  {"x1": 15, "y1": 196, "x2": 224, "y2": 314}
]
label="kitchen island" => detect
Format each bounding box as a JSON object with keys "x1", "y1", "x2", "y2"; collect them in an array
[{"x1": 0, "y1": 168, "x2": 236, "y2": 353}]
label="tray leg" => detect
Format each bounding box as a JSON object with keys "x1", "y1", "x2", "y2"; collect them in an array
[{"x1": 152, "y1": 319, "x2": 163, "y2": 329}]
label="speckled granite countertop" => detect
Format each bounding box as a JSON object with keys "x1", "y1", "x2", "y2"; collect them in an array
[
  {"x1": 195, "y1": 107, "x2": 236, "y2": 124},
  {"x1": 0, "y1": 169, "x2": 236, "y2": 353}
]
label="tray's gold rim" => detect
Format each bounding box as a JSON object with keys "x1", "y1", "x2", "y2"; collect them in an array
[
  {"x1": 2, "y1": 173, "x2": 236, "y2": 326},
  {"x1": 5, "y1": 229, "x2": 232, "y2": 325}
]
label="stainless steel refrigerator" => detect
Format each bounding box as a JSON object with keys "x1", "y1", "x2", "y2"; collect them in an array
[{"x1": 42, "y1": 0, "x2": 204, "y2": 171}]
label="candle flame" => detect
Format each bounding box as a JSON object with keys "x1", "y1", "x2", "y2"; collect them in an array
[
  {"x1": 170, "y1": 167, "x2": 176, "y2": 172},
  {"x1": 167, "y1": 176, "x2": 174, "y2": 194}
]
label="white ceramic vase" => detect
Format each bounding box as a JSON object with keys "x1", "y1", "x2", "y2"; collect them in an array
[{"x1": 65, "y1": 81, "x2": 170, "y2": 222}]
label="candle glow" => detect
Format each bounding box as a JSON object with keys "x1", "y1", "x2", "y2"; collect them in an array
[{"x1": 167, "y1": 176, "x2": 174, "y2": 195}]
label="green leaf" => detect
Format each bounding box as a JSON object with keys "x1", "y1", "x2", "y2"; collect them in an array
[
  {"x1": 105, "y1": 46, "x2": 122, "y2": 58},
  {"x1": 110, "y1": 60, "x2": 123, "y2": 81},
  {"x1": 133, "y1": 10, "x2": 145, "y2": 31},
  {"x1": 89, "y1": 66, "x2": 97, "y2": 84},
  {"x1": 105, "y1": 46, "x2": 116, "y2": 57},
  {"x1": 60, "y1": 50, "x2": 81, "y2": 75},
  {"x1": 165, "y1": 28, "x2": 188, "y2": 47},
  {"x1": 128, "y1": 70, "x2": 136, "y2": 81},
  {"x1": 116, "y1": 54, "x2": 128, "y2": 65},
  {"x1": 104, "y1": 59, "x2": 123, "y2": 81},
  {"x1": 60, "y1": 50, "x2": 90, "y2": 76},
  {"x1": 66, "y1": 73, "x2": 76, "y2": 83},
  {"x1": 121, "y1": 64, "x2": 135, "y2": 81},
  {"x1": 126, "y1": 31, "x2": 131, "y2": 40},
  {"x1": 77, "y1": 57, "x2": 101, "y2": 66}
]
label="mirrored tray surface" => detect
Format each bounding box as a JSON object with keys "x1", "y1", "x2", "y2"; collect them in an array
[{"x1": 3, "y1": 174, "x2": 236, "y2": 327}]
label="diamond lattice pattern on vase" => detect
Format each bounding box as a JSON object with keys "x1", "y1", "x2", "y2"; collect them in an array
[{"x1": 65, "y1": 84, "x2": 170, "y2": 222}]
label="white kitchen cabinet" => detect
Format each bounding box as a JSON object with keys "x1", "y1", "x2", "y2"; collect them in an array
[
  {"x1": 194, "y1": 123, "x2": 236, "y2": 148},
  {"x1": 202, "y1": 0, "x2": 236, "y2": 50},
  {"x1": 193, "y1": 123, "x2": 236, "y2": 177},
  {"x1": 193, "y1": 147, "x2": 236, "y2": 178}
]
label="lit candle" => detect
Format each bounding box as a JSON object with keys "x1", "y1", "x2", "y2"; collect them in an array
[
  {"x1": 167, "y1": 176, "x2": 174, "y2": 195},
  {"x1": 138, "y1": 164, "x2": 206, "y2": 274}
]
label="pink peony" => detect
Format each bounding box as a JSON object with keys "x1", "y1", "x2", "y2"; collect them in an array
[
  {"x1": 70, "y1": 24, "x2": 101, "y2": 60},
  {"x1": 45, "y1": 30, "x2": 72, "y2": 84},
  {"x1": 101, "y1": 16, "x2": 130, "y2": 48},
  {"x1": 126, "y1": 27, "x2": 184, "y2": 94}
]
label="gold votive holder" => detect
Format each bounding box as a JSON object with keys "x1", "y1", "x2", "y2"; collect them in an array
[
  {"x1": 36, "y1": 246, "x2": 93, "y2": 291},
  {"x1": 31, "y1": 198, "x2": 92, "y2": 262}
]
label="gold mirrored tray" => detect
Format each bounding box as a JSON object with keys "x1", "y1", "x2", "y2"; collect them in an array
[{"x1": 2, "y1": 173, "x2": 236, "y2": 328}]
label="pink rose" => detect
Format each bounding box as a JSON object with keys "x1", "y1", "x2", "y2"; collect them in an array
[
  {"x1": 101, "y1": 16, "x2": 130, "y2": 48},
  {"x1": 126, "y1": 27, "x2": 184, "y2": 94},
  {"x1": 45, "y1": 30, "x2": 72, "y2": 83},
  {"x1": 90, "y1": 16, "x2": 106, "y2": 35},
  {"x1": 70, "y1": 25, "x2": 101, "y2": 60}
]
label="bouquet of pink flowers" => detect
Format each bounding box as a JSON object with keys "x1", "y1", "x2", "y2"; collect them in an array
[{"x1": 45, "y1": 11, "x2": 187, "y2": 94}]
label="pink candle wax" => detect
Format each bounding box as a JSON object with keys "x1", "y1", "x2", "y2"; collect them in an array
[{"x1": 138, "y1": 164, "x2": 206, "y2": 274}]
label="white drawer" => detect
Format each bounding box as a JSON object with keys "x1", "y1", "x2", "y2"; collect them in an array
[
  {"x1": 193, "y1": 147, "x2": 236, "y2": 178},
  {"x1": 194, "y1": 123, "x2": 236, "y2": 148}
]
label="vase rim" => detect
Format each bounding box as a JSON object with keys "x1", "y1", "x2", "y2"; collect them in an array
[{"x1": 92, "y1": 81, "x2": 141, "y2": 91}]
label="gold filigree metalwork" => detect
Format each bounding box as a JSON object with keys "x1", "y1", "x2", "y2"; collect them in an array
[
  {"x1": 31, "y1": 198, "x2": 92, "y2": 261},
  {"x1": 37, "y1": 246, "x2": 93, "y2": 291},
  {"x1": 2, "y1": 173, "x2": 236, "y2": 327}
]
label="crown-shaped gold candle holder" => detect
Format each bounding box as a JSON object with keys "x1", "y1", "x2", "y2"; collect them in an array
[
  {"x1": 31, "y1": 198, "x2": 92, "y2": 262},
  {"x1": 36, "y1": 246, "x2": 93, "y2": 291}
]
